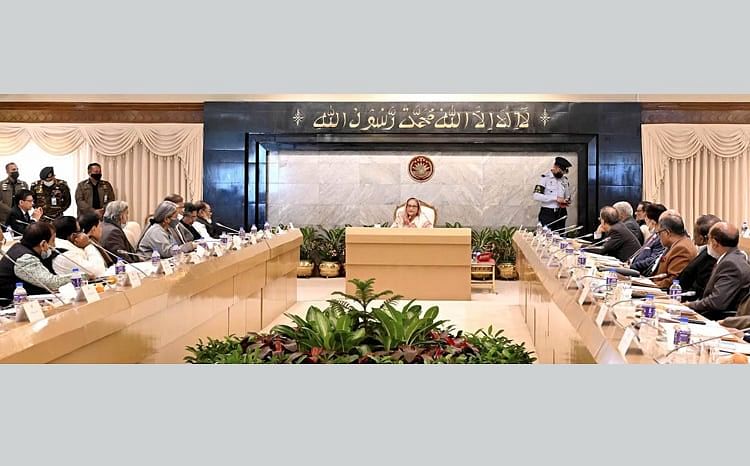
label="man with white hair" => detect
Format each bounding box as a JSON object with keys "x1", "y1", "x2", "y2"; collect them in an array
[
  {"x1": 100, "y1": 200, "x2": 139, "y2": 263},
  {"x1": 613, "y1": 201, "x2": 643, "y2": 245}
]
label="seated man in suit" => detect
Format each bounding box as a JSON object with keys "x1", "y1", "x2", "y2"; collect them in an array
[
  {"x1": 5, "y1": 189, "x2": 42, "y2": 235},
  {"x1": 613, "y1": 201, "x2": 644, "y2": 245},
  {"x1": 585, "y1": 206, "x2": 640, "y2": 262},
  {"x1": 677, "y1": 214, "x2": 721, "y2": 301},
  {"x1": 100, "y1": 200, "x2": 139, "y2": 263},
  {"x1": 391, "y1": 198, "x2": 434, "y2": 228},
  {"x1": 629, "y1": 203, "x2": 667, "y2": 275},
  {"x1": 175, "y1": 202, "x2": 201, "y2": 244},
  {"x1": 650, "y1": 212, "x2": 697, "y2": 289},
  {"x1": 686, "y1": 222, "x2": 750, "y2": 320}
]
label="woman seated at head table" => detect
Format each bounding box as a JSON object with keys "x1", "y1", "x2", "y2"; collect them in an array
[
  {"x1": 391, "y1": 198, "x2": 433, "y2": 229},
  {"x1": 137, "y1": 200, "x2": 197, "y2": 259}
]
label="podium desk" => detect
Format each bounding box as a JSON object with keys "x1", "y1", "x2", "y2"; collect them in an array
[{"x1": 345, "y1": 227, "x2": 471, "y2": 300}]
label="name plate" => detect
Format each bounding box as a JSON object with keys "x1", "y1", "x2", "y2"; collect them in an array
[
  {"x1": 232, "y1": 235, "x2": 242, "y2": 250},
  {"x1": 3, "y1": 231, "x2": 14, "y2": 243},
  {"x1": 577, "y1": 282, "x2": 592, "y2": 306},
  {"x1": 250, "y1": 235, "x2": 257, "y2": 245},
  {"x1": 82, "y1": 284, "x2": 101, "y2": 303},
  {"x1": 618, "y1": 326, "x2": 636, "y2": 356},
  {"x1": 161, "y1": 259, "x2": 175, "y2": 275},
  {"x1": 20, "y1": 300, "x2": 46, "y2": 323},
  {"x1": 214, "y1": 246, "x2": 224, "y2": 257},
  {"x1": 58, "y1": 283, "x2": 77, "y2": 303},
  {"x1": 595, "y1": 303, "x2": 608, "y2": 327},
  {"x1": 127, "y1": 270, "x2": 142, "y2": 287}
]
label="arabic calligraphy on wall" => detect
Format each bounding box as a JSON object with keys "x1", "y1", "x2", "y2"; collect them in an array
[{"x1": 292, "y1": 104, "x2": 553, "y2": 132}]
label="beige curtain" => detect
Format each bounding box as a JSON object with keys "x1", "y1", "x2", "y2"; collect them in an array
[
  {"x1": 0, "y1": 124, "x2": 203, "y2": 224},
  {"x1": 642, "y1": 124, "x2": 750, "y2": 227}
]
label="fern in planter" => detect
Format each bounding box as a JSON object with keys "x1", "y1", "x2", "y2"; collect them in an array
[
  {"x1": 299, "y1": 226, "x2": 319, "y2": 262},
  {"x1": 316, "y1": 226, "x2": 346, "y2": 262},
  {"x1": 491, "y1": 226, "x2": 519, "y2": 264}
]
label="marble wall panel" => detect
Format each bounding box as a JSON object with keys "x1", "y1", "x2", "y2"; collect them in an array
[{"x1": 267, "y1": 151, "x2": 578, "y2": 228}]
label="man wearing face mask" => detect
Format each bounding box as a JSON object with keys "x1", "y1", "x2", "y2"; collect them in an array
[
  {"x1": 676, "y1": 214, "x2": 721, "y2": 301},
  {"x1": 685, "y1": 222, "x2": 750, "y2": 320},
  {"x1": 532, "y1": 156, "x2": 572, "y2": 227},
  {"x1": 30, "y1": 166, "x2": 72, "y2": 220},
  {"x1": 0, "y1": 221, "x2": 72, "y2": 301},
  {"x1": 75, "y1": 162, "x2": 117, "y2": 218},
  {"x1": 0, "y1": 162, "x2": 30, "y2": 225}
]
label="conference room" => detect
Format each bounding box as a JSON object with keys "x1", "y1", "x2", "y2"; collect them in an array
[{"x1": 1, "y1": 97, "x2": 749, "y2": 364}]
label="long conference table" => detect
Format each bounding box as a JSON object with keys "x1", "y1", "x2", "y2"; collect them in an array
[
  {"x1": 515, "y1": 231, "x2": 667, "y2": 364},
  {"x1": 0, "y1": 230, "x2": 301, "y2": 363}
]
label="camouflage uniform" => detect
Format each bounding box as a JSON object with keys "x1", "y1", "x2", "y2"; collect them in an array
[
  {"x1": 0, "y1": 177, "x2": 29, "y2": 224},
  {"x1": 30, "y1": 179, "x2": 72, "y2": 220}
]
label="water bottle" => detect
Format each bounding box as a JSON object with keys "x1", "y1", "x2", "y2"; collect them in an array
[
  {"x1": 577, "y1": 250, "x2": 587, "y2": 267},
  {"x1": 12, "y1": 282, "x2": 28, "y2": 314},
  {"x1": 263, "y1": 222, "x2": 270, "y2": 232},
  {"x1": 668, "y1": 280, "x2": 682, "y2": 318},
  {"x1": 605, "y1": 268, "x2": 618, "y2": 292},
  {"x1": 673, "y1": 316, "x2": 691, "y2": 347},
  {"x1": 250, "y1": 224, "x2": 258, "y2": 236},
  {"x1": 170, "y1": 244, "x2": 182, "y2": 265},
  {"x1": 115, "y1": 258, "x2": 127, "y2": 288},
  {"x1": 639, "y1": 294, "x2": 658, "y2": 353},
  {"x1": 151, "y1": 250, "x2": 161, "y2": 273},
  {"x1": 535, "y1": 222, "x2": 543, "y2": 237},
  {"x1": 238, "y1": 226, "x2": 246, "y2": 242},
  {"x1": 71, "y1": 267, "x2": 83, "y2": 290},
  {"x1": 220, "y1": 231, "x2": 229, "y2": 248}
]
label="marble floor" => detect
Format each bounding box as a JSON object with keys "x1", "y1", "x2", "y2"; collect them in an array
[{"x1": 263, "y1": 278, "x2": 535, "y2": 355}]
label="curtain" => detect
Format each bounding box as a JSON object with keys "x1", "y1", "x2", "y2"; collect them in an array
[
  {"x1": 642, "y1": 124, "x2": 750, "y2": 227},
  {"x1": 0, "y1": 124, "x2": 203, "y2": 224}
]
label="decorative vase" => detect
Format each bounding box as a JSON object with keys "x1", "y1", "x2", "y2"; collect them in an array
[
  {"x1": 319, "y1": 261, "x2": 341, "y2": 278},
  {"x1": 297, "y1": 260, "x2": 314, "y2": 278},
  {"x1": 498, "y1": 262, "x2": 517, "y2": 280}
]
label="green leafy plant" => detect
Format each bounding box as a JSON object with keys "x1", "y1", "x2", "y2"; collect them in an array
[
  {"x1": 444, "y1": 221, "x2": 464, "y2": 228},
  {"x1": 316, "y1": 226, "x2": 346, "y2": 262},
  {"x1": 185, "y1": 279, "x2": 535, "y2": 364},
  {"x1": 472, "y1": 227, "x2": 495, "y2": 254},
  {"x1": 491, "y1": 225, "x2": 519, "y2": 263},
  {"x1": 299, "y1": 226, "x2": 318, "y2": 262}
]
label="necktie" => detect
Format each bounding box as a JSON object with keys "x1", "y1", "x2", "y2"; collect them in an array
[{"x1": 91, "y1": 181, "x2": 101, "y2": 209}]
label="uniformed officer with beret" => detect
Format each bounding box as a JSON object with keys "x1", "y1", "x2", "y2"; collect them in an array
[
  {"x1": 30, "y1": 166, "x2": 72, "y2": 220},
  {"x1": 532, "y1": 156, "x2": 572, "y2": 227}
]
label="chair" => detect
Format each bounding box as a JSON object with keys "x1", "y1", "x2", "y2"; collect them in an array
[
  {"x1": 123, "y1": 221, "x2": 142, "y2": 249},
  {"x1": 393, "y1": 200, "x2": 437, "y2": 226}
]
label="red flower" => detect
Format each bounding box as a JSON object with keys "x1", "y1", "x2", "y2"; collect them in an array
[
  {"x1": 310, "y1": 347, "x2": 323, "y2": 363},
  {"x1": 273, "y1": 340, "x2": 283, "y2": 353}
]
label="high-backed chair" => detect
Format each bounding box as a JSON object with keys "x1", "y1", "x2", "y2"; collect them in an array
[{"x1": 393, "y1": 199, "x2": 437, "y2": 226}]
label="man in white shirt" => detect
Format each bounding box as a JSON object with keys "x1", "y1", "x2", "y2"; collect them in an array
[{"x1": 532, "y1": 156, "x2": 572, "y2": 227}]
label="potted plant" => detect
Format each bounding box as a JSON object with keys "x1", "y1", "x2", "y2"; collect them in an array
[
  {"x1": 317, "y1": 226, "x2": 345, "y2": 278},
  {"x1": 471, "y1": 227, "x2": 495, "y2": 280},
  {"x1": 298, "y1": 226, "x2": 317, "y2": 278},
  {"x1": 491, "y1": 225, "x2": 519, "y2": 280}
]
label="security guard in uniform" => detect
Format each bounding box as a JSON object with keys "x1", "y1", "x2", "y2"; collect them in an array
[
  {"x1": 533, "y1": 156, "x2": 572, "y2": 227},
  {"x1": 30, "y1": 166, "x2": 72, "y2": 221},
  {"x1": 0, "y1": 162, "x2": 29, "y2": 224},
  {"x1": 75, "y1": 162, "x2": 117, "y2": 218}
]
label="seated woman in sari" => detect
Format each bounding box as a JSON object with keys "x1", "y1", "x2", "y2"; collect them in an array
[{"x1": 391, "y1": 198, "x2": 433, "y2": 229}]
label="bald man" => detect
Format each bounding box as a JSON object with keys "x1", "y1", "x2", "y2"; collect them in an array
[
  {"x1": 584, "y1": 206, "x2": 641, "y2": 262},
  {"x1": 686, "y1": 222, "x2": 750, "y2": 321}
]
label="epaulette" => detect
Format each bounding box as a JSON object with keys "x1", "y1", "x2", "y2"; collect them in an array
[{"x1": 56, "y1": 180, "x2": 68, "y2": 186}]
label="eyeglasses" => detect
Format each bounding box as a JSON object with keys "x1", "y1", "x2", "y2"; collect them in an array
[
  {"x1": 406, "y1": 204, "x2": 419, "y2": 208},
  {"x1": 656, "y1": 229, "x2": 668, "y2": 235}
]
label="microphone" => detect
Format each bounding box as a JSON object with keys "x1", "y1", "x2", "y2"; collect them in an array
[
  {"x1": 89, "y1": 242, "x2": 149, "y2": 277},
  {"x1": 117, "y1": 249, "x2": 153, "y2": 262},
  {"x1": 544, "y1": 215, "x2": 568, "y2": 228},
  {"x1": 656, "y1": 326, "x2": 750, "y2": 364},
  {"x1": 552, "y1": 224, "x2": 580, "y2": 234},
  {"x1": 42, "y1": 215, "x2": 56, "y2": 222},
  {"x1": 0, "y1": 246, "x2": 68, "y2": 308},
  {"x1": 214, "y1": 222, "x2": 240, "y2": 234},
  {"x1": 583, "y1": 237, "x2": 611, "y2": 249}
]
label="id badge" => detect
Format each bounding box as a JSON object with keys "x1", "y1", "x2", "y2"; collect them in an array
[{"x1": 51, "y1": 196, "x2": 57, "y2": 206}]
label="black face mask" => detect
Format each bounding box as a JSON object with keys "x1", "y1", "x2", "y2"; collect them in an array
[
  {"x1": 91, "y1": 173, "x2": 102, "y2": 181},
  {"x1": 9, "y1": 172, "x2": 19, "y2": 181},
  {"x1": 553, "y1": 171, "x2": 564, "y2": 179}
]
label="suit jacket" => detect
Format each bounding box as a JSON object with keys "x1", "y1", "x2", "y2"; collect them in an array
[
  {"x1": 687, "y1": 248, "x2": 750, "y2": 320},
  {"x1": 586, "y1": 222, "x2": 641, "y2": 263},
  {"x1": 677, "y1": 247, "x2": 717, "y2": 301},
  {"x1": 100, "y1": 219, "x2": 139, "y2": 263},
  {"x1": 652, "y1": 236, "x2": 697, "y2": 289},
  {"x1": 5, "y1": 205, "x2": 33, "y2": 235},
  {"x1": 623, "y1": 217, "x2": 644, "y2": 245},
  {"x1": 630, "y1": 234, "x2": 665, "y2": 275}
]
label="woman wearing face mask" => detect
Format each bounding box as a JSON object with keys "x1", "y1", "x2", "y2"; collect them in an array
[
  {"x1": 51, "y1": 216, "x2": 107, "y2": 277},
  {"x1": 100, "y1": 200, "x2": 139, "y2": 263},
  {"x1": 0, "y1": 221, "x2": 72, "y2": 301},
  {"x1": 137, "y1": 201, "x2": 195, "y2": 259}
]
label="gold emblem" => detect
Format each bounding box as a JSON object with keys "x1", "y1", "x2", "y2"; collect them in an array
[{"x1": 408, "y1": 155, "x2": 434, "y2": 183}]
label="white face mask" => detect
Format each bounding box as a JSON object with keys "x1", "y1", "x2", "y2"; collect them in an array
[
  {"x1": 707, "y1": 243, "x2": 720, "y2": 259},
  {"x1": 43, "y1": 180, "x2": 54, "y2": 187}
]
